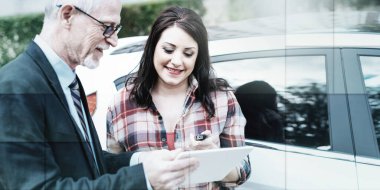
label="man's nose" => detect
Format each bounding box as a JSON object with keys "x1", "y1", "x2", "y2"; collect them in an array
[{"x1": 105, "y1": 33, "x2": 118, "y2": 47}]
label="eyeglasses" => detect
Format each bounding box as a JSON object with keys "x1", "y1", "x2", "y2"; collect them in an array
[{"x1": 56, "y1": 5, "x2": 122, "y2": 38}]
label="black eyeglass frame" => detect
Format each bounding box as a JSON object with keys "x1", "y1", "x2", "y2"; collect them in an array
[{"x1": 56, "y1": 4, "x2": 122, "y2": 38}]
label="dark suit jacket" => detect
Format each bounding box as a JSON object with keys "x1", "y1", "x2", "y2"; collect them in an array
[{"x1": 0, "y1": 42, "x2": 147, "y2": 190}]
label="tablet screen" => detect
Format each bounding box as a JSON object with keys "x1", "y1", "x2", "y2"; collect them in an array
[{"x1": 176, "y1": 146, "x2": 253, "y2": 185}]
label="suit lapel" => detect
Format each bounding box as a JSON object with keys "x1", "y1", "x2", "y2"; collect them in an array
[
  {"x1": 25, "y1": 42, "x2": 70, "y2": 111},
  {"x1": 25, "y1": 42, "x2": 101, "y2": 177},
  {"x1": 77, "y1": 77, "x2": 105, "y2": 175}
]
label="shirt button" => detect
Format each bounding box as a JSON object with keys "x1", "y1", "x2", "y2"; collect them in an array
[{"x1": 161, "y1": 137, "x2": 166, "y2": 142}]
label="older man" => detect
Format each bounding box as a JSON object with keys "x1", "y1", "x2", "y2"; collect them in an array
[{"x1": 0, "y1": 0, "x2": 197, "y2": 189}]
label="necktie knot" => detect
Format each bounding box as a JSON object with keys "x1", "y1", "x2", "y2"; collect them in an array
[{"x1": 69, "y1": 78, "x2": 79, "y2": 90}]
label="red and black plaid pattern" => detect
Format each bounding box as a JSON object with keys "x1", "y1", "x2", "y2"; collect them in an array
[{"x1": 107, "y1": 78, "x2": 251, "y2": 189}]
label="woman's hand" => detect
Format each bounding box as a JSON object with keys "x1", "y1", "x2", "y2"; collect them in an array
[{"x1": 187, "y1": 130, "x2": 219, "y2": 150}]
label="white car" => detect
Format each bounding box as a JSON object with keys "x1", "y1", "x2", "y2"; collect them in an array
[{"x1": 77, "y1": 31, "x2": 380, "y2": 189}]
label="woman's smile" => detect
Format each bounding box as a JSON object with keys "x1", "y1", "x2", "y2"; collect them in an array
[{"x1": 165, "y1": 66, "x2": 183, "y2": 75}]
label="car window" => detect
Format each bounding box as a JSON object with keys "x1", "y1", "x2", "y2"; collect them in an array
[
  {"x1": 114, "y1": 72, "x2": 138, "y2": 91},
  {"x1": 213, "y1": 55, "x2": 330, "y2": 149},
  {"x1": 360, "y1": 56, "x2": 380, "y2": 152}
]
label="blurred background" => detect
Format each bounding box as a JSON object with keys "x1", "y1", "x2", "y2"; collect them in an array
[{"x1": 0, "y1": 0, "x2": 379, "y2": 67}]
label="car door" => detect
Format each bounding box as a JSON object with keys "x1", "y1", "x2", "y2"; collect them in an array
[
  {"x1": 212, "y1": 49, "x2": 357, "y2": 189},
  {"x1": 212, "y1": 50, "x2": 287, "y2": 190},
  {"x1": 342, "y1": 48, "x2": 380, "y2": 189}
]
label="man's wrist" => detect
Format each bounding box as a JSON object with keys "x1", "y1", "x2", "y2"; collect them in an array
[
  {"x1": 130, "y1": 152, "x2": 141, "y2": 166},
  {"x1": 131, "y1": 152, "x2": 153, "y2": 189}
]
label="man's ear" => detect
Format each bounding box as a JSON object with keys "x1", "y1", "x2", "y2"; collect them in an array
[{"x1": 58, "y1": 5, "x2": 76, "y2": 27}]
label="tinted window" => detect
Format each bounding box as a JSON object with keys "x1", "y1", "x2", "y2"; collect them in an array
[
  {"x1": 213, "y1": 55, "x2": 330, "y2": 149},
  {"x1": 360, "y1": 56, "x2": 380, "y2": 152}
]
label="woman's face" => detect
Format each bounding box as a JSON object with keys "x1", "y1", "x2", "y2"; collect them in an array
[{"x1": 153, "y1": 26, "x2": 198, "y2": 89}]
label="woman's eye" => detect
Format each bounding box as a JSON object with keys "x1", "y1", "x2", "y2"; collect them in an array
[
  {"x1": 163, "y1": 48, "x2": 174, "y2": 54},
  {"x1": 184, "y1": 52, "x2": 193, "y2": 57}
]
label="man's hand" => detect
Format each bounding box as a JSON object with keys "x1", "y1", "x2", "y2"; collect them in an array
[{"x1": 139, "y1": 149, "x2": 199, "y2": 190}]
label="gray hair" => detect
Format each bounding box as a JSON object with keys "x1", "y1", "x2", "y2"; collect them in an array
[{"x1": 44, "y1": 0, "x2": 103, "y2": 23}]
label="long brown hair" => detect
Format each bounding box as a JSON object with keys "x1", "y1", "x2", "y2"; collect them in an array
[{"x1": 127, "y1": 6, "x2": 230, "y2": 118}]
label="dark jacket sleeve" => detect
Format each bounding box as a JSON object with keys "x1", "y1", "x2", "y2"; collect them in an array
[
  {"x1": 0, "y1": 55, "x2": 148, "y2": 190},
  {"x1": 103, "y1": 151, "x2": 135, "y2": 174}
]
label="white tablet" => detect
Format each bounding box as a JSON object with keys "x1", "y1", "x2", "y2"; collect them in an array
[{"x1": 176, "y1": 146, "x2": 253, "y2": 185}]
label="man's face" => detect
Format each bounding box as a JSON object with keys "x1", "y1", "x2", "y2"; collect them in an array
[{"x1": 68, "y1": 0, "x2": 121, "y2": 69}]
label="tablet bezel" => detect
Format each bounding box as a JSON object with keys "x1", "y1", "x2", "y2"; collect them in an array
[{"x1": 176, "y1": 146, "x2": 253, "y2": 185}]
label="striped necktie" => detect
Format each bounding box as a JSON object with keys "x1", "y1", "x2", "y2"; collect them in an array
[{"x1": 69, "y1": 77, "x2": 99, "y2": 174}]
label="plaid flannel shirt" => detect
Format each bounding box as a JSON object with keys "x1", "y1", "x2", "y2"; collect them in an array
[{"x1": 107, "y1": 78, "x2": 251, "y2": 189}]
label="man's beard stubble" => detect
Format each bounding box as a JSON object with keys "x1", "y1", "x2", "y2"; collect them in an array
[{"x1": 82, "y1": 55, "x2": 99, "y2": 69}]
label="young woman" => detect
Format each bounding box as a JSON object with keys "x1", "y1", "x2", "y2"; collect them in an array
[{"x1": 106, "y1": 6, "x2": 251, "y2": 189}]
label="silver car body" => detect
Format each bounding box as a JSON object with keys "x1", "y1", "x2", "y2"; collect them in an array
[{"x1": 77, "y1": 32, "x2": 380, "y2": 189}]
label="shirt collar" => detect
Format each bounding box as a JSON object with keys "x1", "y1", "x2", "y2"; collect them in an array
[
  {"x1": 33, "y1": 35, "x2": 76, "y2": 88},
  {"x1": 187, "y1": 75, "x2": 199, "y2": 95},
  {"x1": 146, "y1": 76, "x2": 199, "y2": 112}
]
